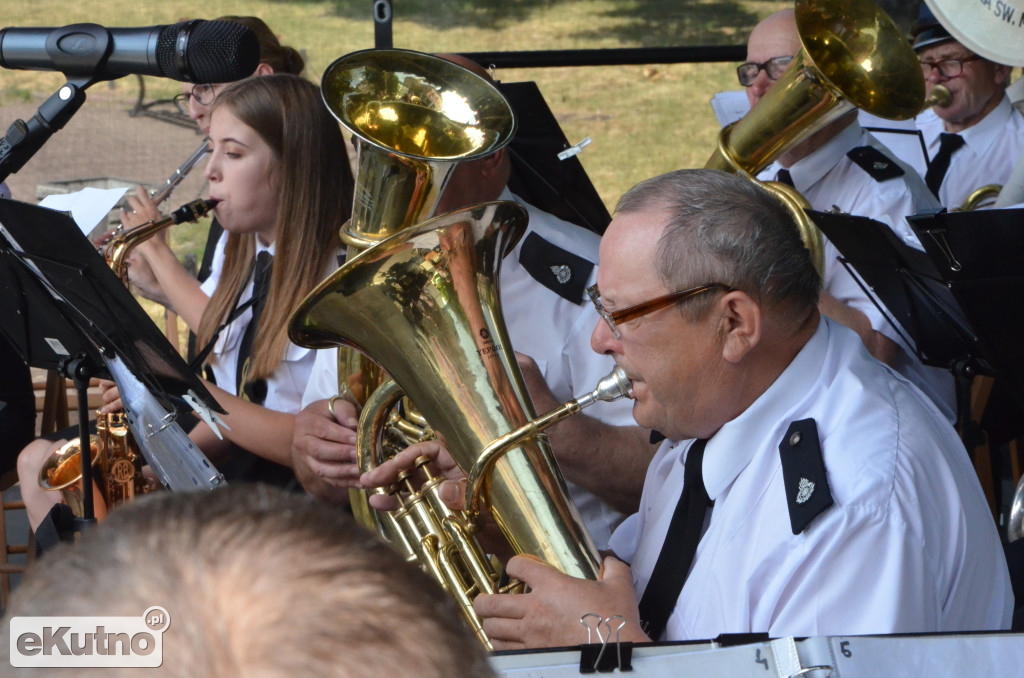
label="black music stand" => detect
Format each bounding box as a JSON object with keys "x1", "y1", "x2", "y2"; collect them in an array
[
  {"x1": 814, "y1": 208, "x2": 1024, "y2": 512},
  {"x1": 0, "y1": 197, "x2": 221, "y2": 528},
  {"x1": 811, "y1": 209, "x2": 987, "y2": 376},
  {"x1": 498, "y1": 81, "x2": 611, "y2": 235},
  {"x1": 908, "y1": 208, "x2": 1024, "y2": 447}
]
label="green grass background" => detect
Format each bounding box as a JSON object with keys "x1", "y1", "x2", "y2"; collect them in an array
[{"x1": 0, "y1": 0, "x2": 920, "y2": 339}]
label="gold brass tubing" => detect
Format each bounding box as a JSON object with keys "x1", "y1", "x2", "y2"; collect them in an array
[{"x1": 466, "y1": 366, "x2": 632, "y2": 518}]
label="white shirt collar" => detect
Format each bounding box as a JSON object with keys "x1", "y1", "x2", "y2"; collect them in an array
[
  {"x1": 960, "y1": 94, "x2": 1015, "y2": 156},
  {"x1": 784, "y1": 121, "x2": 864, "y2": 193},
  {"x1": 255, "y1": 238, "x2": 276, "y2": 257},
  {"x1": 702, "y1": 317, "x2": 830, "y2": 500}
]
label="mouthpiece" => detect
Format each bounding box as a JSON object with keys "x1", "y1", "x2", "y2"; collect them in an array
[
  {"x1": 574, "y1": 366, "x2": 633, "y2": 409},
  {"x1": 170, "y1": 198, "x2": 216, "y2": 224},
  {"x1": 926, "y1": 85, "x2": 952, "y2": 109}
]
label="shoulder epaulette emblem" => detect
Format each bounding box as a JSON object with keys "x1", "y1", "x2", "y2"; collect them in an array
[
  {"x1": 847, "y1": 146, "x2": 905, "y2": 182},
  {"x1": 778, "y1": 418, "x2": 834, "y2": 534},
  {"x1": 519, "y1": 231, "x2": 592, "y2": 305}
]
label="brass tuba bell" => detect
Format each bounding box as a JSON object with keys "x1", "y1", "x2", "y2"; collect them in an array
[
  {"x1": 320, "y1": 48, "x2": 516, "y2": 250},
  {"x1": 289, "y1": 202, "x2": 620, "y2": 646},
  {"x1": 707, "y1": 0, "x2": 935, "y2": 273},
  {"x1": 318, "y1": 49, "x2": 517, "y2": 531}
]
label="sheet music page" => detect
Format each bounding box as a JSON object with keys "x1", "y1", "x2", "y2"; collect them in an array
[
  {"x1": 710, "y1": 90, "x2": 750, "y2": 127},
  {"x1": 38, "y1": 186, "x2": 128, "y2": 236}
]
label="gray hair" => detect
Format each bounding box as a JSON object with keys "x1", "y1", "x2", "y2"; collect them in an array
[
  {"x1": 1, "y1": 485, "x2": 494, "y2": 678},
  {"x1": 615, "y1": 169, "x2": 820, "y2": 320}
]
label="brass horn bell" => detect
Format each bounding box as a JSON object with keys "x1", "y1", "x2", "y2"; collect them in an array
[
  {"x1": 320, "y1": 48, "x2": 517, "y2": 250},
  {"x1": 289, "y1": 202, "x2": 606, "y2": 645},
  {"x1": 707, "y1": 0, "x2": 933, "y2": 274}
]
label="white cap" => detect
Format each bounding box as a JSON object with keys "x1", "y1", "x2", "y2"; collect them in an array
[{"x1": 924, "y1": 0, "x2": 1024, "y2": 67}]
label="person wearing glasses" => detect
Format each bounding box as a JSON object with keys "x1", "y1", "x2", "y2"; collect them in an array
[
  {"x1": 126, "y1": 16, "x2": 305, "y2": 296},
  {"x1": 742, "y1": 9, "x2": 955, "y2": 425},
  {"x1": 364, "y1": 169, "x2": 1012, "y2": 647},
  {"x1": 912, "y1": 5, "x2": 1024, "y2": 209},
  {"x1": 291, "y1": 54, "x2": 656, "y2": 551}
]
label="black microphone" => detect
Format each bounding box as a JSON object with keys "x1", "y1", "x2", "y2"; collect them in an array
[{"x1": 0, "y1": 20, "x2": 260, "y2": 83}]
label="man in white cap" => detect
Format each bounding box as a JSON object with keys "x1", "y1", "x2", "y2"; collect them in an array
[{"x1": 913, "y1": 4, "x2": 1024, "y2": 209}]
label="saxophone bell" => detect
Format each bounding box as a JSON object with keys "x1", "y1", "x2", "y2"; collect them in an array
[{"x1": 38, "y1": 412, "x2": 160, "y2": 520}]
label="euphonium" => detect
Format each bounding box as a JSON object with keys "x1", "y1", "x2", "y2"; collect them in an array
[
  {"x1": 957, "y1": 184, "x2": 1002, "y2": 211},
  {"x1": 321, "y1": 48, "x2": 516, "y2": 250},
  {"x1": 39, "y1": 411, "x2": 159, "y2": 519},
  {"x1": 317, "y1": 49, "x2": 516, "y2": 527},
  {"x1": 706, "y1": 0, "x2": 936, "y2": 272},
  {"x1": 289, "y1": 203, "x2": 624, "y2": 647},
  {"x1": 105, "y1": 198, "x2": 215, "y2": 284}
]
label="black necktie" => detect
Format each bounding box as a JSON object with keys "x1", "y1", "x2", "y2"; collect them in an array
[
  {"x1": 925, "y1": 133, "x2": 965, "y2": 196},
  {"x1": 775, "y1": 168, "x2": 795, "y2": 187},
  {"x1": 637, "y1": 438, "x2": 711, "y2": 641},
  {"x1": 237, "y1": 251, "x2": 273, "y2": 404}
]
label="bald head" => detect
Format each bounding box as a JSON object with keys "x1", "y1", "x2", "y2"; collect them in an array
[
  {"x1": 432, "y1": 53, "x2": 511, "y2": 213},
  {"x1": 437, "y1": 53, "x2": 493, "y2": 83},
  {"x1": 745, "y1": 9, "x2": 801, "y2": 108}
]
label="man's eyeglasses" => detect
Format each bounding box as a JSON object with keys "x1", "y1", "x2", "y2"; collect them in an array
[
  {"x1": 737, "y1": 55, "x2": 794, "y2": 87},
  {"x1": 919, "y1": 55, "x2": 981, "y2": 79},
  {"x1": 173, "y1": 84, "x2": 217, "y2": 116},
  {"x1": 587, "y1": 283, "x2": 733, "y2": 340}
]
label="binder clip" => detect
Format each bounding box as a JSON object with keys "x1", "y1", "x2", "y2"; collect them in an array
[{"x1": 578, "y1": 614, "x2": 633, "y2": 673}]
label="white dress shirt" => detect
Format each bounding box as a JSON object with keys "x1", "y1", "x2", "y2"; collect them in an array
[
  {"x1": 610, "y1": 318, "x2": 1012, "y2": 640},
  {"x1": 302, "y1": 190, "x2": 637, "y2": 549},
  {"x1": 199, "y1": 240, "x2": 320, "y2": 416},
  {"x1": 916, "y1": 95, "x2": 1024, "y2": 209},
  {"x1": 201, "y1": 228, "x2": 227, "y2": 290},
  {"x1": 760, "y1": 121, "x2": 955, "y2": 423}
]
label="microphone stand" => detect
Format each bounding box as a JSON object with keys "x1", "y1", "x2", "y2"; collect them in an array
[
  {"x1": 0, "y1": 81, "x2": 89, "y2": 183},
  {"x1": 0, "y1": 24, "x2": 111, "y2": 182},
  {"x1": 61, "y1": 352, "x2": 101, "y2": 529}
]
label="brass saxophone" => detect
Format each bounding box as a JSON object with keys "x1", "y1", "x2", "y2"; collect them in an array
[
  {"x1": 38, "y1": 411, "x2": 159, "y2": 518},
  {"x1": 105, "y1": 198, "x2": 216, "y2": 284},
  {"x1": 38, "y1": 197, "x2": 215, "y2": 517}
]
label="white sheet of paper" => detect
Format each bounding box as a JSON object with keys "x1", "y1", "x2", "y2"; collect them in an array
[
  {"x1": 38, "y1": 186, "x2": 128, "y2": 236},
  {"x1": 710, "y1": 90, "x2": 751, "y2": 127}
]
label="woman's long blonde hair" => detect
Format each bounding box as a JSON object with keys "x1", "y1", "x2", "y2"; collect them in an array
[{"x1": 195, "y1": 74, "x2": 352, "y2": 381}]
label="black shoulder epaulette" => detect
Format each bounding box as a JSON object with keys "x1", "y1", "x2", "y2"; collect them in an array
[
  {"x1": 518, "y1": 231, "x2": 592, "y2": 305},
  {"x1": 778, "y1": 418, "x2": 834, "y2": 534},
  {"x1": 846, "y1": 146, "x2": 905, "y2": 182}
]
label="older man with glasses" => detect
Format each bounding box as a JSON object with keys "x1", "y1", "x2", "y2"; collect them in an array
[
  {"x1": 912, "y1": 5, "x2": 1024, "y2": 209},
  {"x1": 364, "y1": 169, "x2": 1012, "y2": 647},
  {"x1": 738, "y1": 8, "x2": 956, "y2": 425}
]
